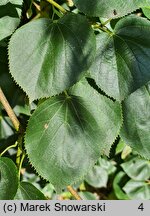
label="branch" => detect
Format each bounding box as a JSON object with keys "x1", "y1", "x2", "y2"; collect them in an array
[
  {"x1": 67, "y1": 186, "x2": 82, "y2": 200},
  {"x1": 0, "y1": 87, "x2": 20, "y2": 131},
  {"x1": 46, "y1": 0, "x2": 67, "y2": 14}
]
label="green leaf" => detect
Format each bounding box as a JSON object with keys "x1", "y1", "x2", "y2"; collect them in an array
[
  {"x1": 73, "y1": 0, "x2": 150, "y2": 18},
  {"x1": 85, "y1": 157, "x2": 116, "y2": 188},
  {"x1": 98, "y1": 157, "x2": 116, "y2": 175},
  {"x1": 142, "y1": 7, "x2": 150, "y2": 19},
  {"x1": 90, "y1": 15, "x2": 150, "y2": 101},
  {"x1": 14, "y1": 182, "x2": 46, "y2": 200},
  {"x1": 9, "y1": 13, "x2": 96, "y2": 101},
  {"x1": 0, "y1": 116, "x2": 14, "y2": 139},
  {"x1": 85, "y1": 166, "x2": 108, "y2": 188},
  {"x1": 121, "y1": 157, "x2": 150, "y2": 181},
  {"x1": 79, "y1": 191, "x2": 97, "y2": 200},
  {"x1": 0, "y1": 0, "x2": 21, "y2": 5},
  {"x1": 120, "y1": 83, "x2": 150, "y2": 159},
  {"x1": 113, "y1": 171, "x2": 130, "y2": 200},
  {"x1": 0, "y1": 0, "x2": 23, "y2": 41},
  {"x1": 123, "y1": 180, "x2": 150, "y2": 200},
  {"x1": 25, "y1": 79, "x2": 122, "y2": 190},
  {"x1": 0, "y1": 157, "x2": 18, "y2": 199}
]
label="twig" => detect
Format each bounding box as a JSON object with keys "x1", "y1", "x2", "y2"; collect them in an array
[
  {"x1": 46, "y1": 0, "x2": 67, "y2": 14},
  {"x1": 0, "y1": 141, "x2": 18, "y2": 156},
  {"x1": 67, "y1": 185, "x2": 82, "y2": 200},
  {"x1": 0, "y1": 87, "x2": 20, "y2": 131}
]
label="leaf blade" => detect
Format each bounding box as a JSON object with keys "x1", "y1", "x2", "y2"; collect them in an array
[
  {"x1": 25, "y1": 79, "x2": 122, "y2": 190},
  {"x1": 9, "y1": 13, "x2": 96, "y2": 101}
]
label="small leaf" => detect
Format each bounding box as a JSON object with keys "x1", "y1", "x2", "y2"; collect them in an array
[
  {"x1": 0, "y1": 0, "x2": 21, "y2": 5},
  {"x1": 79, "y1": 191, "x2": 97, "y2": 200},
  {"x1": 14, "y1": 182, "x2": 46, "y2": 200},
  {"x1": 25, "y1": 79, "x2": 122, "y2": 190},
  {"x1": 0, "y1": 157, "x2": 18, "y2": 200},
  {"x1": 120, "y1": 83, "x2": 150, "y2": 159},
  {"x1": 121, "y1": 157, "x2": 150, "y2": 181},
  {"x1": 9, "y1": 13, "x2": 96, "y2": 101},
  {"x1": 85, "y1": 166, "x2": 108, "y2": 188},
  {"x1": 73, "y1": 0, "x2": 150, "y2": 18},
  {"x1": 0, "y1": 0, "x2": 23, "y2": 41},
  {"x1": 90, "y1": 16, "x2": 150, "y2": 100},
  {"x1": 123, "y1": 180, "x2": 150, "y2": 200},
  {"x1": 98, "y1": 157, "x2": 116, "y2": 175},
  {"x1": 113, "y1": 171, "x2": 129, "y2": 200}
]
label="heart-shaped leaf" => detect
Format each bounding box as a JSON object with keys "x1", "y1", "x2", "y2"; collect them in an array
[
  {"x1": 14, "y1": 182, "x2": 46, "y2": 200},
  {"x1": 120, "y1": 82, "x2": 150, "y2": 159},
  {"x1": 25, "y1": 79, "x2": 122, "y2": 190},
  {"x1": 90, "y1": 16, "x2": 150, "y2": 100},
  {"x1": 0, "y1": 157, "x2": 18, "y2": 199},
  {"x1": 9, "y1": 13, "x2": 96, "y2": 101},
  {"x1": 73, "y1": 0, "x2": 150, "y2": 18}
]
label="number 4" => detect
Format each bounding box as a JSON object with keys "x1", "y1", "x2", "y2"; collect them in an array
[{"x1": 138, "y1": 203, "x2": 144, "y2": 211}]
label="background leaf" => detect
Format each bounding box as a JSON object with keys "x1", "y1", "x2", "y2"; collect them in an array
[
  {"x1": 90, "y1": 16, "x2": 150, "y2": 100},
  {"x1": 85, "y1": 157, "x2": 116, "y2": 188},
  {"x1": 73, "y1": 0, "x2": 150, "y2": 18},
  {"x1": 120, "y1": 83, "x2": 150, "y2": 159},
  {"x1": 121, "y1": 157, "x2": 150, "y2": 181},
  {"x1": 9, "y1": 13, "x2": 96, "y2": 101},
  {"x1": 113, "y1": 171, "x2": 130, "y2": 200},
  {"x1": 85, "y1": 166, "x2": 108, "y2": 188},
  {"x1": 14, "y1": 182, "x2": 46, "y2": 200},
  {"x1": 0, "y1": 0, "x2": 23, "y2": 41},
  {"x1": 0, "y1": 157, "x2": 18, "y2": 199},
  {"x1": 123, "y1": 180, "x2": 150, "y2": 200},
  {"x1": 25, "y1": 79, "x2": 122, "y2": 190}
]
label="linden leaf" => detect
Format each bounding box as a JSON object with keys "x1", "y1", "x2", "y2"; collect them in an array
[
  {"x1": 90, "y1": 16, "x2": 150, "y2": 100},
  {"x1": 120, "y1": 83, "x2": 150, "y2": 159},
  {"x1": 25, "y1": 79, "x2": 122, "y2": 190},
  {"x1": 73, "y1": 0, "x2": 150, "y2": 18},
  {"x1": 9, "y1": 13, "x2": 96, "y2": 101}
]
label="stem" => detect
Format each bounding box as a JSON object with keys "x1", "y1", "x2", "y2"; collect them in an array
[
  {"x1": 102, "y1": 18, "x2": 112, "y2": 26},
  {"x1": 33, "y1": 1, "x2": 41, "y2": 11},
  {"x1": 46, "y1": 0, "x2": 67, "y2": 14},
  {"x1": 67, "y1": 186, "x2": 82, "y2": 200},
  {"x1": 0, "y1": 87, "x2": 20, "y2": 131},
  {"x1": 18, "y1": 152, "x2": 25, "y2": 180},
  {"x1": 31, "y1": 13, "x2": 41, "y2": 21},
  {"x1": 92, "y1": 24, "x2": 113, "y2": 36},
  {"x1": 16, "y1": 136, "x2": 23, "y2": 168},
  {"x1": 0, "y1": 141, "x2": 18, "y2": 156}
]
